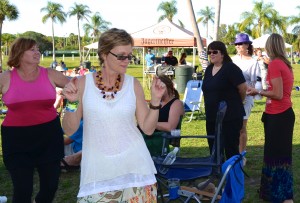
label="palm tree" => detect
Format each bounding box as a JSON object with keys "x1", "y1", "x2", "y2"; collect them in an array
[
  {"x1": 157, "y1": 0, "x2": 177, "y2": 22},
  {"x1": 223, "y1": 23, "x2": 240, "y2": 45},
  {"x1": 239, "y1": 0, "x2": 278, "y2": 38},
  {"x1": 186, "y1": 0, "x2": 206, "y2": 68},
  {"x1": 41, "y1": 2, "x2": 66, "y2": 61},
  {"x1": 197, "y1": 6, "x2": 215, "y2": 39},
  {"x1": 1, "y1": 33, "x2": 16, "y2": 55},
  {"x1": 83, "y1": 12, "x2": 111, "y2": 43},
  {"x1": 290, "y1": 6, "x2": 300, "y2": 36},
  {"x1": 213, "y1": 0, "x2": 221, "y2": 41},
  {"x1": 0, "y1": 0, "x2": 19, "y2": 69},
  {"x1": 68, "y1": 3, "x2": 91, "y2": 63},
  {"x1": 290, "y1": 6, "x2": 300, "y2": 52}
]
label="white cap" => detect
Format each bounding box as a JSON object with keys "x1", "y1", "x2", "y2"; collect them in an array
[{"x1": 55, "y1": 66, "x2": 65, "y2": 72}]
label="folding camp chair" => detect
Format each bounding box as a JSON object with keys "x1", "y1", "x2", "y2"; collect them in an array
[
  {"x1": 212, "y1": 151, "x2": 246, "y2": 203},
  {"x1": 182, "y1": 80, "x2": 203, "y2": 122},
  {"x1": 152, "y1": 101, "x2": 227, "y2": 202}
]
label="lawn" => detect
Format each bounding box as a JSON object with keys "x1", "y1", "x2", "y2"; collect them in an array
[{"x1": 0, "y1": 55, "x2": 299, "y2": 203}]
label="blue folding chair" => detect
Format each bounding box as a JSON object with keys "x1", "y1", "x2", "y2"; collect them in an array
[
  {"x1": 182, "y1": 80, "x2": 203, "y2": 122},
  {"x1": 212, "y1": 151, "x2": 246, "y2": 203},
  {"x1": 153, "y1": 101, "x2": 227, "y2": 202}
]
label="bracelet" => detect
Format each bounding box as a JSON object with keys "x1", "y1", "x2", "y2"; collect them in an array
[
  {"x1": 149, "y1": 103, "x2": 161, "y2": 110},
  {"x1": 65, "y1": 100, "x2": 79, "y2": 112}
]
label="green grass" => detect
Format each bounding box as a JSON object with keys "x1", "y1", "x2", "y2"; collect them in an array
[{"x1": 0, "y1": 56, "x2": 300, "y2": 202}]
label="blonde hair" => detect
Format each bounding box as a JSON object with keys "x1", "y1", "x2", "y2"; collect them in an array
[
  {"x1": 97, "y1": 28, "x2": 134, "y2": 66},
  {"x1": 265, "y1": 33, "x2": 292, "y2": 70}
]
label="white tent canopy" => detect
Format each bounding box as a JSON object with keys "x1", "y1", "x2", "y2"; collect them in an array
[
  {"x1": 84, "y1": 42, "x2": 98, "y2": 49},
  {"x1": 130, "y1": 18, "x2": 207, "y2": 87},
  {"x1": 131, "y1": 18, "x2": 206, "y2": 47},
  {"x1": 252, "y1": 34, "x2": 292, "y2": 48}
]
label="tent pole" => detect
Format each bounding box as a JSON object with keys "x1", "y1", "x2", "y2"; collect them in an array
[
  {"x1": 193, "y1": 47, "x2": 196, "y2": 68},
  {"x1": 142, "y1": 47, "x2": 145, "y2": 88}
]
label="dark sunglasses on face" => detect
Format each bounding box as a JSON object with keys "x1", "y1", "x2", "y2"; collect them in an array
[
  {"x1": 207, "y1": 50, "x2": 220, "y2": 55},
  {"x1": 109, "y1": 51, "x2": 132, "y2": 60},
  {"x1": 235, "y1": 43, "x2": 245, "y2": 46}
]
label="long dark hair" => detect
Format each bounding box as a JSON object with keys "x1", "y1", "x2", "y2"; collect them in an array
[
  {"x1": 207, "y1": 41, "x2": 232, "y2": 63},
  {"x1": 159, "y1": 75, "x2": 180, "y2": 99}
]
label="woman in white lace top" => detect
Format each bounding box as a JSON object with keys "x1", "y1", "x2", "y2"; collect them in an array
[{"x1": 62, "y1": 28, "x2": 166, "y2": 202}]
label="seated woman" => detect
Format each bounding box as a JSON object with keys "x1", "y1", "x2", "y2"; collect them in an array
[
  {"x1": 61, "y1": 120, "x2": 83, "y2": 171},
  {"x1": 142, "y1": 75, "x2": 185, "y2": 154}
]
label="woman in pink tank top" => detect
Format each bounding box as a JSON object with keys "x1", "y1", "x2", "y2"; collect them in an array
[{"x1": 0, "y1": 38, "x2": 69, "y2": 203}]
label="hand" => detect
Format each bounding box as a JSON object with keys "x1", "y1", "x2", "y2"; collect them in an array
[
  {"x1": 63, "y1": 77, "x2": 79, "y2": 102},
  {"x1": 246, "y1": 86, "x2": 258, "y2": 96},
  {"x1": 150, "y1": 76, "x2": 166, "y2": 103}
]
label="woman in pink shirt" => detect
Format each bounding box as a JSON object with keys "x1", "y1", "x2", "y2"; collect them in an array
[
  {"x1": 248, "y1": 33, "x2": 294, "y2": 203},
  {"x1": 0, "y1": 38, "x2": 69, "y2": 203}
]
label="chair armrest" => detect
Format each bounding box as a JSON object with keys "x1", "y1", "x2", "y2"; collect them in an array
[
  {"x1": 189, "y1": 101, "x2": 200, "y2": 105},
  {"x1": 161, "y1": 132, "x2": 215, "y2": 139}
]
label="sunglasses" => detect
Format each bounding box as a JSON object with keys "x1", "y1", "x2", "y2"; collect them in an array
[
  {"x1": 109, "y1": 51, "x2": 132, "y2": 60},
  {"x1": 235, "y1": 43, "x2": 245, "y2": 46},
  {"x1": 207, "y1": 50, "x2": 220, "y2": 55}
]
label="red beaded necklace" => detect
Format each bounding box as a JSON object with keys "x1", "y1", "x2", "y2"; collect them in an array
[{"x1": 96, "y1": 70, "x2": 121, "y2": 100}]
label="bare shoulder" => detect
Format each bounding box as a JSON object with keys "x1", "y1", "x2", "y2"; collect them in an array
[
  {"x1": 172, "y1": 99, "x2": 184, "y2": 109},
  {"x1": 46, "y1": 67, "x2": 69, "y2": 88}
]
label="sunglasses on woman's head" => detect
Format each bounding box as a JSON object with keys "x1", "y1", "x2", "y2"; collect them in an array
[
  {"x1": 207, "y1": 50, "x2": 220, "y2": 55},
  {"x1": 109, "y1": 51, "x2": 133, "y2": 60}
]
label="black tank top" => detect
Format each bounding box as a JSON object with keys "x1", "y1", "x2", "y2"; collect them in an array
[{"x1": 158, "y1": 98, "x2": 177, "y2": 122}]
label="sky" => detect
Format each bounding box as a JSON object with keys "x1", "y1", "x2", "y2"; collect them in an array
[{"x1": 2, "y1": 0, "x2": 299, "y2": 38}]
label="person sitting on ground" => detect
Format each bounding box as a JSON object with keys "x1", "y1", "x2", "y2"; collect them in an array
[
  {"x1": 61, "y1": 61, "x2": 67, "y2": 70},
  {"x1": 50, "y1": 59, "x2": 58, "y2": 69},
  {"x1": 61, "y1": 120, "x2": 83, "y2": 170},
  {"x1": 165, "y1": 49, "x2": 178, "y2": 66},
  {"x1": 89, "y1": 66, "x2": 97, "y2": 73},
  {"x1": 77, "y1": 65, "x2": 87, "y2": 76}
]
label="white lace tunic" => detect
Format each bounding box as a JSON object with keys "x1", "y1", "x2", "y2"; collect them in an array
[{"x1": 78, "y1": 73, "x2": 157, "y2": 197}]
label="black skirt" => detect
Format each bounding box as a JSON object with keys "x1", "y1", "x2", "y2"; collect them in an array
[{"x1": 1, "y1": 117, "x2": 64, "y2": 170}]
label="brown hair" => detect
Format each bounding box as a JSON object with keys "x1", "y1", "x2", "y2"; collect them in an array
[
  {"x1": 7, "y1": 38, "x2": 37, "y2": 68},
  {"x1": 158, "y1": 75, "x2": 179, "y2": 99},
  {"x1": 265, "y1": 33, "x2": 292, "y2": 70},
  {"x1": 97, "y1": 28, "x2": 134, "y2": 66}
]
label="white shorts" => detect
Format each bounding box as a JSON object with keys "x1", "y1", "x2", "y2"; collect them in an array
[{"x1": 243, "y1": 96, "x2": 254, "y2": 120}]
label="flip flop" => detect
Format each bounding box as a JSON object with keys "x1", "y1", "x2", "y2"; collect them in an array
[{"x1": 61, "y1": 158, "x2": 80, "y2": 172}]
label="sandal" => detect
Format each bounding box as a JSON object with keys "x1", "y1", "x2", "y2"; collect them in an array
[{"x1": 61, "y1": 158, "x2": 80, "y2": 172}]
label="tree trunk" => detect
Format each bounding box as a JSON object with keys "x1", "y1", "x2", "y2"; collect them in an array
[
  {"x1": 0, "y1": 22, "x2": 3, "y2": 70},
  {"x1": 77, "y1": 18, "x2": 82, "y2": 63},
  {"x1": 213, "y1": 0, "x2": 221, "y2": 41},
  {"x1": 186, "y1": 0, "x2": 209, "y2": 72},
  {"x1": 186, "y1": 0, "x2": 204, "y2": 53},
  {"x1": 51, "y1": 20, "x2": 55, "y2": 62}
]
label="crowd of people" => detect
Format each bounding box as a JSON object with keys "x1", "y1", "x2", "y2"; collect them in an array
[{"x1": 0, "y1": 28, "x2": 295, "y2": 203}]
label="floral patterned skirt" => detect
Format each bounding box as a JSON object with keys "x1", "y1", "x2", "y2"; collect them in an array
[
  {"x1": 259, "y1": 109, "x2": 294, "y2": 202},
  {"x1": 77, "y1": 184, "x2": 157, "y2": 203}
]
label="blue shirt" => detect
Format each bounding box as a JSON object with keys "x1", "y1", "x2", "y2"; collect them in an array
[{"x1": 69, "y1": 120, "x2": 83, "y2": 153}]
